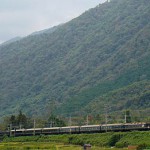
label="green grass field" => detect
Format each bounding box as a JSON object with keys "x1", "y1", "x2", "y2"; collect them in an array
[
  {"x1": 0, "y1": 142, "x2": 126, "y2": 150},
  {"x1": 1, "y1": 131, "x2": 150, "y2": 149}
]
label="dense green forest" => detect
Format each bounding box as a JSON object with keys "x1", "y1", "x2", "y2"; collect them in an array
[{"x1": 0, "y1": 0, "x2": 150, "y2": 120}]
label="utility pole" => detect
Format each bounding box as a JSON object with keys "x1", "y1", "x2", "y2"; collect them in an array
[
  {"x1": 86, "y1": 115, "x2": 89, "y2": 125},
  {"x1": 33, "y1": 118, "x2": 36, "y2": 136},
  {"x1": 69, "y1": 116, "x2": 72, "y2": 126},
  {"x1": 125, "y1": 110, "x2": 127, "y2": 124},
  {"x1": 9, "y1": 124, "x2": 12, "y2": 137},
  {"x1": 104, "y1": 105, "x2": 109, "y2": 132},
  {"x1": 19, "y1": 124, "x2": 22, "y2": 129},
  {"x1": 69, "y1": 116, "x2": 72, "y2": 134},
  {"x1": 105, "y1": 110, "x2": 108, "y2": 132}
]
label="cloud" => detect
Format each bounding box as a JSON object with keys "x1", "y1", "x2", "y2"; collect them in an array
[{"x1": 0, "y1": 0, "x2": 106, "y2": 43}]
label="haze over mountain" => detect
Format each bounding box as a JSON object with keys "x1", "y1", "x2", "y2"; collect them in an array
[{"x1": 0, "y1": 0, "x2": 150, "y2": 119}]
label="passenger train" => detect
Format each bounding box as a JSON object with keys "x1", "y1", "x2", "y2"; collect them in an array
[{"x1": 0, "y1": 122, "x2": 150, "y2": 137}]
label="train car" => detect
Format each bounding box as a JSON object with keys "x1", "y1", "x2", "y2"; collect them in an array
[
  {"x1": 0, "y1": 130, "x2": 9, "y2": 137},
  {"x1": 11, "y1": 128, "x2": 26, "y2": 136},
  {"x1": 42, "y1": 127, "x2": 60, "y2": 135},
  {"x1": 60, "y1": 126, "x2": 80, "y2": 134},
  {"x1": 80, "y1": 125, "x2": 101, "y2": 133},
  {"x1": 144, "y1": 122, "x2": 150, "y2": 128},
  {"x1": 124, "y1": 122, "x2": 150, "y2": 131},
  {"x1": 101, "y1": 123, "x2": 149, "y2": 132},
  {"x1": 27, "y1": 128, "x2": 43, "y2": 135},
  {"x1": 12, "y1": 128, "x2": 44, "y2": 136},
  {"x1": 101, "y1": 123, "x2": 125, "y2": 132}
]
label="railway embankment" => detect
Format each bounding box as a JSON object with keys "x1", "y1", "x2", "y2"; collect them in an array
[{"x1": 2, "y1": 131, "x2": 150, "y2": 148}]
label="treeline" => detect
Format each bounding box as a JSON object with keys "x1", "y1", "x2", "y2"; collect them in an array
[
  {"x1": 1, "y1": 109, "x2": 149, "y2": 131},
  {"x1": 0, "y1": 111, "x2": 66, "y2": 131}
]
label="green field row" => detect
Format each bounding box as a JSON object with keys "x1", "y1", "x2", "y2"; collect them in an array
[
  {"x1": 1, "y1": 131, "x2": 150, "y2": 149},
  {"x1": 0, "y1": 142, "x2": 127, "y2": 150}
]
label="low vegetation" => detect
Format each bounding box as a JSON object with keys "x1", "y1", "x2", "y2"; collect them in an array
[
  {"x1": 0, "y1": 142, "x2": 82, "y2": 150},
  {"x1": 2, "y1": 131, "x2": 150, "y2": 149},
  {"x1": 0, "y1": 142, "x2": 127, "y2": 150}
]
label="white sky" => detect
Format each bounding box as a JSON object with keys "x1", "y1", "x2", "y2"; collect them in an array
[{"x1": 0, "y1": 0, "x2": 106, "y2": 43}]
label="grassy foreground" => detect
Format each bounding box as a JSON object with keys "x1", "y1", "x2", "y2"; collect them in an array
[
  {"x1": 1, "y1": 131, "x2": 150, "y2": 149},
  {"x1": 0, "y1": 142, "x2": 80, "y2": 150},
  {"x1": 0, "y1": 142, "x2": 127, "y2": 150}
]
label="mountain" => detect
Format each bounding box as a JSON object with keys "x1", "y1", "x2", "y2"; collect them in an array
[
  {"x1": 1, "y1": 37, "x2": 22, "y2": 46},
  {"x1": 0, "y1": 25, "x2": 62, "y2": 47},
  {"x1": 30, "y1": 24, "x2": 62, "y2": 36},
  {"x1": 0, "y1": 0, "x2": 150, "y2": 119}
]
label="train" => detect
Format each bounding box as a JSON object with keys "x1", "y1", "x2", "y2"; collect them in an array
[{"x1": 0, "y1": 122, "x2": 150, "y2": 137}]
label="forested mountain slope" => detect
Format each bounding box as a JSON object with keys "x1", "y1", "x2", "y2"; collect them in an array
[{"x1": 0, "y1": 0, "x2": 150, "y2": 118}]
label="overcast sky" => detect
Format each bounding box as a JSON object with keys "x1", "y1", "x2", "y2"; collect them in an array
[{"x1": 0, "y1": 0, "x2": 106, "y2": 44}]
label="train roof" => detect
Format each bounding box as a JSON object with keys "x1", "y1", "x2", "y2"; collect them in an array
[
  {"x1": 81, "y1": 125, "x2": 100, "y2": 128},
  {"x1": 11, "y1": 128, "x2": 43, "y2": 132},
  {"x1": 61, "y1": 126, "x2": 79, "y2": 129},
  {"x1": 11, "y1": 122, "x2": 147, "y2": 132},
  {"x1": 42, "y1": 127, "x2": 60, "y2": 130}
]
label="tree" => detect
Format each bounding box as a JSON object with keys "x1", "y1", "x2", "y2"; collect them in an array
[
  {"x1": 17, "y1": 110, "x2": 28, "y2": 128},
  {"x1": 47, "y1": 114, "x2": 66, "y2": 127},
  {"x1": 10, "y1": 115, "x2": 17, "y2": 126}
]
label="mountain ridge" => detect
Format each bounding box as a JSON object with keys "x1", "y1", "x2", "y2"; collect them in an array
[{"x1": 0, "y1": 0, "x2": 150, "y2": 119}]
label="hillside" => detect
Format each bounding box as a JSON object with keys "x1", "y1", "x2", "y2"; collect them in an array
[
  {"x1": 0, "y1": 0, "x2": 150, "y2": 119},
  {"x1": 0, "y1": 37, "x2": 22, "y2": 46}
]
